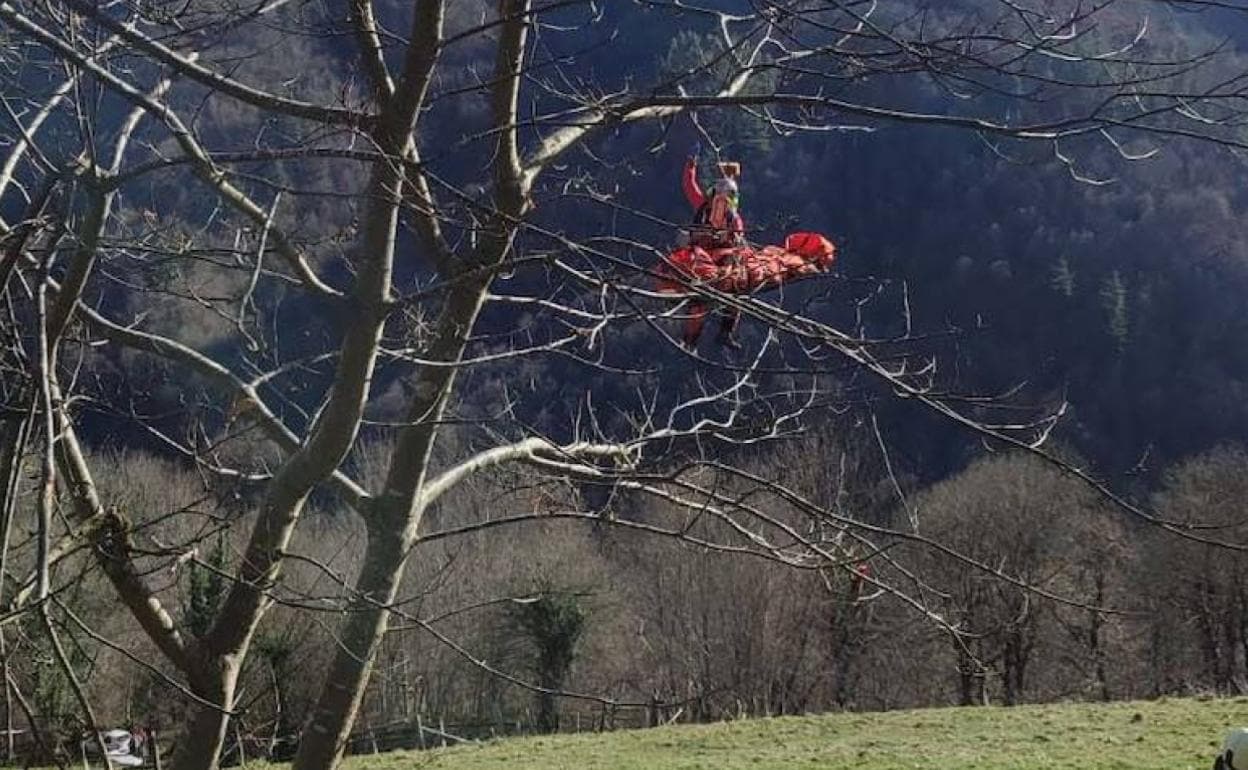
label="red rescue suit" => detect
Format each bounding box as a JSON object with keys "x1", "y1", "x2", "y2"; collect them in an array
[{"x1": 680, "y1": 158, "x2": 744, "y2": 347}]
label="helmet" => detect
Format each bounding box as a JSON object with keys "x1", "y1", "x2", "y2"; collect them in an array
[{"x1": 1221, "y1": 728, "x2": 1248, "y2": 769}]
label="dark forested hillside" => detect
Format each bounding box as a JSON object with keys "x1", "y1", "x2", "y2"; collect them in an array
[
  {"x1": 454, "y1": 1, "x2": 1248, "y2": 480},
  {"x1": 12, "y1": 0, "x2": 1241, "y2": 479}
]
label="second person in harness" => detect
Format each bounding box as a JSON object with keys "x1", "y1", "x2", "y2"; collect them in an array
[{"x1": 678, "y1": 144, "x2": 745, "y2": 349}]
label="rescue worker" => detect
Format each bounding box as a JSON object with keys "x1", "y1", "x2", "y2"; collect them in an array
[
  {"x1": 679, "y1": 143, "x2": 744, "y2": 350},
  {"x1": 682, "y1": 146, "x2": 744, "y2": 249}
]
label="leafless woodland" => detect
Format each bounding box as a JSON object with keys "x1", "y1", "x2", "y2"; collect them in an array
[{"x1": 1, "y1": 0, "x2": 1248, "y2": 768}]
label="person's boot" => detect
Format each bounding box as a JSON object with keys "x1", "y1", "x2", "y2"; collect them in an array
[
  {"x1": 716, "y1": 327, "x2": 743, "y2": 351},
  {"x1": 717, "y1": 315, "x2": 743, "y2": 351},
  {"x1": 681, "y1": 329, "x2": 700, "y2": 351}
]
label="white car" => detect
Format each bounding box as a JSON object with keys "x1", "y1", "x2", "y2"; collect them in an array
[{"x1": 100, "y1": 729, "x2": 144, "y2": 767}]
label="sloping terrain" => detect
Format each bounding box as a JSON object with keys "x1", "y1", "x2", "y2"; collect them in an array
[{"x1": 338, "y1": 697, "x2": 1244, "y2": 770}]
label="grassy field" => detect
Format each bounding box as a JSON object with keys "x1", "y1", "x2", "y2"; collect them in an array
[{"x1": 335, "y1": 697, "x2": 1247, "y2": 770}]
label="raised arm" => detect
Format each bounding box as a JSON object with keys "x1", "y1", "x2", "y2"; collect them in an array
[{"x1": 681, "y1": 157, "x2": 705, "y2": 210}]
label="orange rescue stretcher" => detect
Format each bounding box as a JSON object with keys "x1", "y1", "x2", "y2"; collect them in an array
[{"x1": 654, "y1": 232, "x2": 837, "y2": 295}]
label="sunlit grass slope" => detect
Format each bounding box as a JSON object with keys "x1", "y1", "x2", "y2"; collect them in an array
[{"x1": 338, "y1": 697, "x2": 1246, "y2": 770}]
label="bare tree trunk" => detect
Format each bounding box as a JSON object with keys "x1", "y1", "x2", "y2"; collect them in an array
[
  {"x1": 267, "y1": 656, "x2": 287, "y2": 759},
  {"x1": 291, "y1": 516, "x2": 409, "y2": 767},
  {"x1": 1089, "y1": 572, "x2": 1110, "y2": 701},
  {"x1": 1196, "y1": 576, "x2": 1223, "y2": 690},
  {"x1": 292, "y1": 0, "x2": 535, "y2": 761},
  {"x1": 0, "y1": 411, "x2": 26, "y2": 529},
  {"x1": 294, "y1": 273, "x2": 489, "y2": 768},
  {"x1": 1003, "y1": 631, "x2": 1021, "y2": 706},
  {"x1": 171, "y1": 660, "x2": 239, "y2": 770},
  {"x1": 0, "y1": 410, "x2": 25, "y2": 766},
  {"x1": 957, "y1": 648, "x2": 975, "y2": 707},
  {"x1": 1, "y1": 638, "x2": 10, "y2": 765}
]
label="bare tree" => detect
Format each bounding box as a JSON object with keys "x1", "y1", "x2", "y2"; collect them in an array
[
  {"x1": 904, "y1": 452, "x2": 1125, "y2": 706},
  {"x1": 2, "y1": 1, "x2": 1248, "y2": 768},
  {"x1": 1143, "y1": 448, "x2": 1248, "y2": 695}
]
